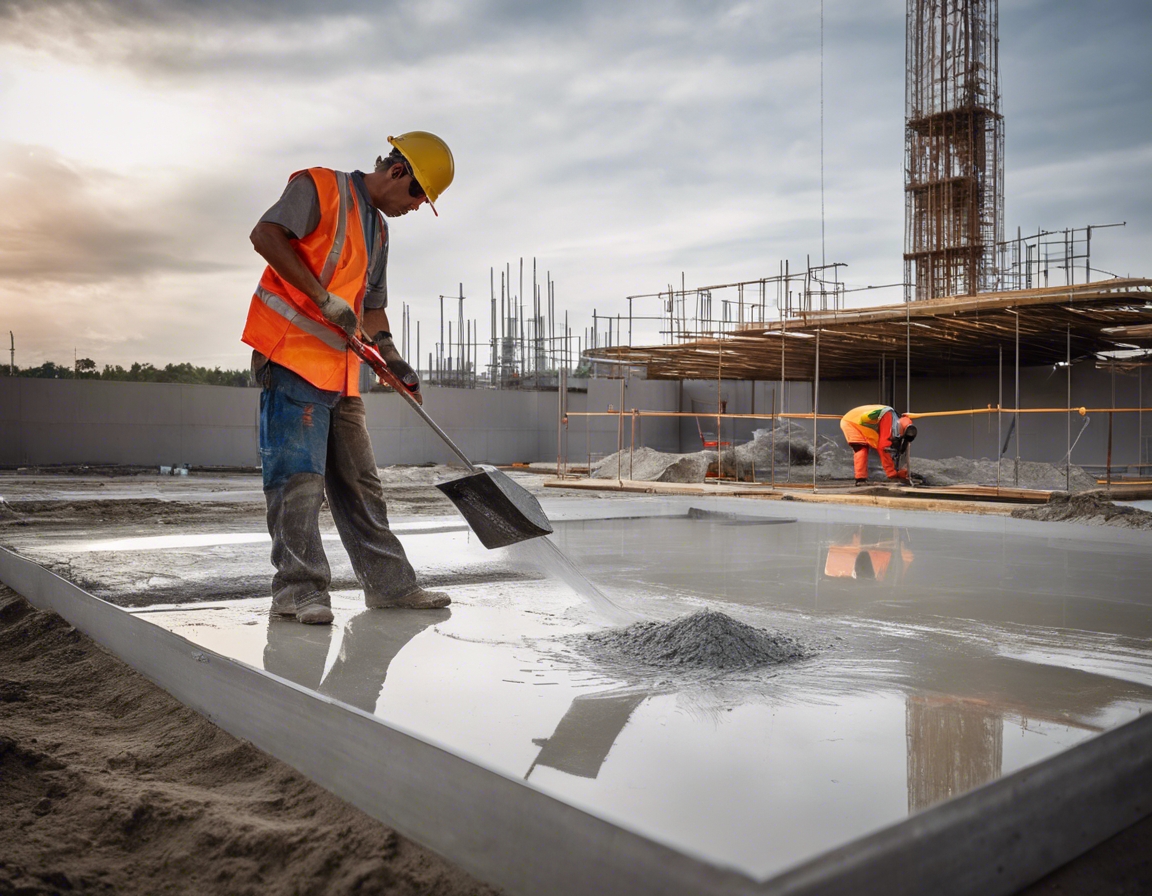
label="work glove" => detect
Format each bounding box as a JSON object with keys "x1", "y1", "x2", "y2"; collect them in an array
[
  {"x1": 372, "y1": 331, "x2": 422, "y2": 405},
  {"x1": 317, "y1": 292, "x2": 358, "y2": 336}
]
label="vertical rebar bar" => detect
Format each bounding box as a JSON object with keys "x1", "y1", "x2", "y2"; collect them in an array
[
  {"x1": 813, "y1": 324, "x2": 820, "y2": 492},
  {"x1": 771, "y1": 387, "x2": 777, "y2": 489},
  {"x1": 1014, "y1": 307, "x2": 1020, "y2": 487},
  {"x1": 997, "y1": 343, "x2": 1002, "y2": 492},
  {"x1": 557, "y1": 368, "x2": 565, "y2": 479},
  {"x1": 717, "y1": 327, "x2": 723, "y2": 481},
  {"x1": 630, "y1": 408, "x2": 636, "y2": 481},
  {"x1": 617, "y1": 377, "x2": 625, "y2": 486},
  {"x1": 1107, "y1": 411, "x2": 1114, "y2": 495},
  {"x1": 781, "y1": 299, "x2": 787, "y2": 482},
  {"x1": 906, "y1": 301, "x2": 911, "y2": 412}
]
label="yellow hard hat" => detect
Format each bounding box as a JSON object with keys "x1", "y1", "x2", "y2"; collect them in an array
[{"x1": 387, "y1": 131, "x2": 454, "y2": 215}]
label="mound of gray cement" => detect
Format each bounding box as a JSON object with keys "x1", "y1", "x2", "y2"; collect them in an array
[
  {"x1": 911, "y1": 457, "x2": 1097, "y2": 491},
  {"x1": 591, "y1": 446, "x2": 713, "y2": 483},
  {"x1": 1011, "y1": 492, "x2": 1152, "y2": 529},
  {"x1": 592, "y1": 422, "x2": 839, "y2": 483},
  {"x1": 584, "y1": 609, "x2": 810, "y2": 672}
]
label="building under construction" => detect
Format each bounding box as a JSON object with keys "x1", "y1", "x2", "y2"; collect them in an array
[
  {"x1": 904, "y1": 0, "x2": 1003, "y2": 301},
  {"x1": 577, "y1": 0, "x2": 1148, "y2": 481}
]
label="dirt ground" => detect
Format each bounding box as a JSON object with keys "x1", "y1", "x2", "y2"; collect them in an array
[{"x1": 0, "y1": 585, "x2": 499, "y2": 896}]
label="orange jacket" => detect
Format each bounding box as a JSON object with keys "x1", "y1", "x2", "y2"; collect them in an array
[
  {"x1": 840, "y1": 404, "x2": 899, "y2": 451},
  {"x1": 242, "y1": 168, "x2": 370, "y2": 396}
]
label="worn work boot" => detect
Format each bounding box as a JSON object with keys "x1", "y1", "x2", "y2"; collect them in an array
[
  {"x1": 854, "y1": 478, "x2": 868, "y2": 487},
  {"x1": 271, "y1": 591, "x2": 334, "y2": 625},
  {"x1": 270, "y1": 592, "x2": 296, "y2": 617},
  {"x1": 367, "y1": 586, "x2": 451, "y2": 610},
  {"x1": 297, "y1": 603, "x2": 334, "y2": 625}
]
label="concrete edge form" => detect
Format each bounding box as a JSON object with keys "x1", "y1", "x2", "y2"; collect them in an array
[
  {"x1": 2, "y1": 546, "x2": 1150, "y2": 895},
  {"x1": 0, "y1": 546, "x2": 761, "y2": 896}
]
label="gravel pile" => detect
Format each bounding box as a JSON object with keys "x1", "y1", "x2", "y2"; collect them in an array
[{"x1": 583, "y1": 609, "x2": 811, "y2": 672}]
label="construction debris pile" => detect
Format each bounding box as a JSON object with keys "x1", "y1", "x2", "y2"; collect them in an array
[
  {"x1": 581, "y1": 609, "x2": 811, "y2": 672},
  {"x1": 591, "y1": 422, "x2": 1098, "y2": 491},
  {"x1": 1012, "y1": 493, "x2": 1152, "y2": 529}
]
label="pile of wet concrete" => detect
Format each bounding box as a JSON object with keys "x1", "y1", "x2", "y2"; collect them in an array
[
  {"x1": 582, "y1": 609, "x2": 811, "y2": 672},
  {"x1": 1012, "y1": 492, "x2": 1152, "y2": 529},
  {"x1": 591, "y1": 422, "x2": 835, "y2": 483}
]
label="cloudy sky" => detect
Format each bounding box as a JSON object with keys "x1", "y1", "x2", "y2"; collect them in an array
[{"x1": 0, "y1": 0, "x2": 1148, "y2": 370}]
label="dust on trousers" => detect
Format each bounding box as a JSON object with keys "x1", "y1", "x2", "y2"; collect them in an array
[{"x1": 258, "y1": 361, "x2": 418, "y2": 612}]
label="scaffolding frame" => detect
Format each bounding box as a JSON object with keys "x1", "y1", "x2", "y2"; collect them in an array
[{"x1": 904, "y1": 0, "x2": 1004, "y2": 302}]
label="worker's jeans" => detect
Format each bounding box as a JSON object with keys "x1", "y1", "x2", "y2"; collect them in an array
[{"x1": 258, "y1": 361, "x2": 417, "y2": 612}]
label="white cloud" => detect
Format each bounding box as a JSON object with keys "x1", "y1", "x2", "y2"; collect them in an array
[{"x1": 0, "y1": 0, "x2": 1148, "y2": 367}]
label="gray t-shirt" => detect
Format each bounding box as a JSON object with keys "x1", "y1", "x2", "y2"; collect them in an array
[{"x1": 259, "y1": 170, "x2": 389, "y2": 309}]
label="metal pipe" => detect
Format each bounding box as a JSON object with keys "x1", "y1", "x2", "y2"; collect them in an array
[
  {"x1": 813, "y1": 324, "x2": 820, "y2": 492},
  {"x1": 557, "y1": 369, "x2": 566, "y2": 479},
  {"x1": 906, "y1": 300, "x2": 911, "y2": 413},
  {"x1": 1015, "y1": 308, "x2": 1020, "y2": 487},
  {"x1": 1110, "y1": 359, "x2": 1116, "y2": 486},
  {"x1": 629, "y1": 408, "x2": 636, "y2": 481},
  {"x1": 1107, "y1": 411, "x2": 1114, "y2": 494},
  {"x1": 717, "y1": 329, "x2": 723, "y2": 481},
  {"x1": 617, "y1": 377, "x2": 625, "y2": 486},
  {"x1": 771, "y1": 387, "x2": 776, "y2": 488},
  {"x1": 1066, "y1": 325, "x2": 1072, "y2": 492}
]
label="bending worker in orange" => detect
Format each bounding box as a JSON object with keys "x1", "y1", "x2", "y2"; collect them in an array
[
  {"x1": 839, "y1": 404, "x2": 917, "y2": 487},
  {"x1": 241, "y1": 132, "x2": 454, "y2": 625}
]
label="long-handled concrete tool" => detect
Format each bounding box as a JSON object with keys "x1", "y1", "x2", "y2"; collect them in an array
[{"x1": 348, "y1": 333, "x2": 554, "y2": 550}]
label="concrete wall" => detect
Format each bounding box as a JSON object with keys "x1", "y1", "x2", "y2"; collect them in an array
[
  {"x1": 2, "y1": 362, "x2": 1146, "y2": 468},
  {"x1": 0, "y1": 378, "x2": 260, "y2": 467},
  {"x1": 0, "y1": 378, "x2": 568, "y2": 468}
]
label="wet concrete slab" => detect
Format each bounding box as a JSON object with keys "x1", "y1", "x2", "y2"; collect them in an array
[{"x1": 6, "y1": 494, "x2": 1152, "y2": 881}]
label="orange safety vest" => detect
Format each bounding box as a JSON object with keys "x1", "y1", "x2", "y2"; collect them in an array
[
  {"x1": 241, "y1": 168, "x2": 372, "y2": 396},
  {"x1": 840, "y1": 404, "x2": 896, "y2": 449}
]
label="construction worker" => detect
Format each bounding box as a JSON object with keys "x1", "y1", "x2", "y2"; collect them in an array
[
  {"x1": 839, "y1": 404, "x2": 917, "y2": 487},
  {"x1": 241, "y1": 132, "x2": 455, "y2": 625}
]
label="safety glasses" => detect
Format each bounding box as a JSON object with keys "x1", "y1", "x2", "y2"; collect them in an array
[{"x1": 401, "y1": 161, "x2": 426, "y2": 198}]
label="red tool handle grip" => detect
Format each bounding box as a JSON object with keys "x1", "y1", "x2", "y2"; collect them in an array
[{"x1": 347, "y1": 334, "x2": 419, "y2": 397}]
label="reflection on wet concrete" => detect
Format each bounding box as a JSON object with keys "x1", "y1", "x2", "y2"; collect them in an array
[
  {"x1": 823, "y1": 526, "x2": 913, "y2": 583},
  {"x1": 527, "y1": 690, "x2": 649, "y2": 780},
  {"x1": 264, "y1": 609, "x2": 449, "y2": 713},
  {"x1": 17, "y1": 501, "x2": 1152, "y2": 881},
  {"x1": 553, "y1": 517, "x2": 1152, "y2": 638},
  {"x1": 906, "y1": 696, "x2": 1002, "y2": 813}
]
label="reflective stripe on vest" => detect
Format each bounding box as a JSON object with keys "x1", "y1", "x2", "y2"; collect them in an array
[
  {"x1": 241, "y1": 167, "x2": 368, "y2": 395},
  {"x1": 252, "y1": 285, "x2": 346, "y2": 352},
  {"x1": 319, "y1": 171, "x2": 350, "y2": 288}
]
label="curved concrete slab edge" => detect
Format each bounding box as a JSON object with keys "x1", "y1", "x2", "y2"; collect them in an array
[{"x1": 1, "y1": 545, "x2": 1150, "y2": 896}]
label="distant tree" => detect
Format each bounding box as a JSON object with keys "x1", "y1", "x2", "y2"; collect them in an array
[
  {"x1": 6, "y1": 360, "x2": 255, "y2": 386},
  {"x1": 22, "y1": 361, "x2": 73, "y2": 379}
]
